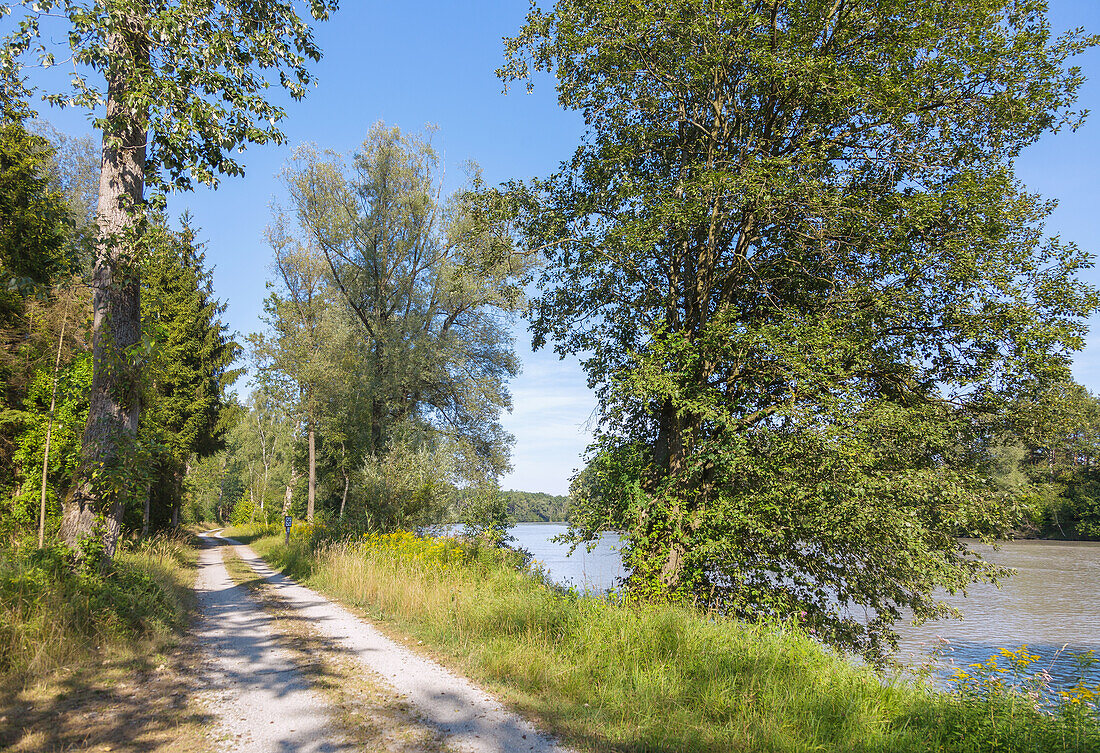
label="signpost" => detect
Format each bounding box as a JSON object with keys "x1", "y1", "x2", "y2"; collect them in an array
[{"x1": 284, "y1": 515, "x2": 292, "y2": 545}]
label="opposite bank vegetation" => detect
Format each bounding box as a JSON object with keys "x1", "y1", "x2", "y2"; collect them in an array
[{"x1": 225, "y1": 522, "x2": 1100, "y2": 753}]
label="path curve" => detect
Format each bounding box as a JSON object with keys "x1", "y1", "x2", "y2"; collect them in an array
[
  {"x1": 194, "y1": 532, "x2": 353, "y2": 752},
  {"x1": 206, "y1": 532, "x2": 577, "y2": 753}
]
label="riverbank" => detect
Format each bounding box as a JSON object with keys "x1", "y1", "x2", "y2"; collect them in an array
[{"x1": 227, "y1": 523, "x2": 1100, "y2": 753}]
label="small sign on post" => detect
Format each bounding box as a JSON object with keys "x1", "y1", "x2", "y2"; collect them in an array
[{"x1": 284, "y1": 515, "x2": 292, "y2": 545}]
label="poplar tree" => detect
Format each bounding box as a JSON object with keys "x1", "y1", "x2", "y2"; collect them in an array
[
  {"x1": 278, "y1": 125, "x2": 527, "y2": 484},
  {"x1": 1, "y1": 0, "x2": 336, "y2": 554}
]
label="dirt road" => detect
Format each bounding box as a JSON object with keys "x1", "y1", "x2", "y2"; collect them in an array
[{"x1": 195, "y1": 532, "x2": 575, "y2": 753}]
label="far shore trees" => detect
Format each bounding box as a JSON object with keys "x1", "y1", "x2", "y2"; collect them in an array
[
  {"x1": 1, "y1": 0, "x2": 337, "y2": 556},
  {"x1": 501, "y1": 0, "x2": 1100, "y2": 659}
]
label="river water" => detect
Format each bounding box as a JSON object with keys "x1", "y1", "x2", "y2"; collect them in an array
[{"x1": 502, "y1": 523, "x2": 1100, "y2": 692}]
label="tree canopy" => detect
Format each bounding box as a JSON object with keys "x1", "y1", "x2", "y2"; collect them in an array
[
  {"x1": 1, "y1": 0, "x2": 336, "y2": 554},
  {"x1": 502, "y1": 0, "x2": 1099, "y2": 659},
  {"x1": 276, "y1": 124, "x2": 528, "y2": 483}
]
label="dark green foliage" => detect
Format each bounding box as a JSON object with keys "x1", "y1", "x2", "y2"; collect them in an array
[
  {"x1": 0, "y1": 110, "x2": 71, "y2": 327},
  {"x1": 0, "y1": 103, "x2": 89, "y2": 537},
  {"x1": 0, "y1": 100, "x2": 72, "y2": 400},
  {"x1": 503, "y1": 0, "x2": 1100, "y2": 660},
  {"x1": 988, "y1": 380, "x2": 1100, "y2": 539},
  {"x1": 141, "y1": 218, "x2": 241, "y2": 530},
  {"x1": 5, "y1": 353, "x2": 92, "y2": 537}
]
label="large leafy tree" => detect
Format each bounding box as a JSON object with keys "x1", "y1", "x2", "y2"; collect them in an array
[
  {"x1": 276, "y1": 124, "x2": 528, "y2": 485},
  {"x1": 502, "y1": 0, "x2": 1098, "y2": 659},
  {"x1": 1, "y1": 0, "x2": 336, "y2": 555}
]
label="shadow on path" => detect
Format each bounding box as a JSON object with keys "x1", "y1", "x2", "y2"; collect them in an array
[{"x1": 194, "y1": 534, "x2": 353, "y2": 753}]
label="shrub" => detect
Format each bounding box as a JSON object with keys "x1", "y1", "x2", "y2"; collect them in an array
[{"x1": 0, "y1": 535, "x2": 192, "y2": 683}]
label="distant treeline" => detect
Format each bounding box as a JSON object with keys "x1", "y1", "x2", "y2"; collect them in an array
[
  {"x1": 444, "y1": 488, "x2": 570, "y2": 525},
  {"x1": 500, "y1": 490, "x2": 571, "y2": 523}
]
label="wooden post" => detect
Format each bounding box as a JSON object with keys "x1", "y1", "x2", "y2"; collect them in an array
[{"x1": 38, "y1": 306, "x2": 69, "y2": 548}]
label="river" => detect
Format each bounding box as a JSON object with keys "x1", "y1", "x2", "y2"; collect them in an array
[{"x1": 500, "y1": 523, "x2": 1100, "y2": 693}]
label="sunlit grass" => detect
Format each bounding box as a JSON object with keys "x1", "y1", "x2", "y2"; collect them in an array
[
  {"x1": 226, "y1": 524, "x2": 1100, "y2": 753},
  {"x1": 0, "y1": 532, "x2": 196, "y2": 685}
]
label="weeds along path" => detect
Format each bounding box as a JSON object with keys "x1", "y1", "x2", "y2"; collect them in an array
[
  {"x1": 209, "y1": 532, "x2": 577, "y2": 753},
  {"x1": 194, "y1": 533, "x2": 353, "y2": 752}
]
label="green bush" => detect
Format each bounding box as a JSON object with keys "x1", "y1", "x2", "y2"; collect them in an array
[
  {"x1": 0, "y1": 535, "x2": 192, "y2": 682},
  {"x1": 229, "y1": 495, "x2": 259, "y2": 526}
]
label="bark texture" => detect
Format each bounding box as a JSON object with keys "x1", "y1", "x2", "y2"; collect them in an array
[
  {"x1": 307, "y1": 423, "x2": 316, "y2": 521},
  {"x1": 60, "y1": 13, "x2": 148, "y2": 556}
]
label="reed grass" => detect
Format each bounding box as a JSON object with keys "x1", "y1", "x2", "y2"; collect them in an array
[{"x1": 228, "y1": 524, "x2": 1100, "y2": 753}]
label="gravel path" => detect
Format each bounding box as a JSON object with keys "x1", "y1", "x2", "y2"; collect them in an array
[
  {"x1": 197, "y1": 532, "x2": 576, "y2": 753},
  {"x1": 194, "y1": 533, "x2": 354, "y2": 752}
]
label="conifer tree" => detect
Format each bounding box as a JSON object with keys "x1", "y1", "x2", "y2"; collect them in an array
[{"x1": 141, "y1": 218, "x2": 240, "y2": 531}]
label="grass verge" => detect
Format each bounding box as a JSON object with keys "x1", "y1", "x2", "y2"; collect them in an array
[
  {"x1": 226, "y1": 524, "x2": 1100, "y2": 753},
  {"x1": 0, "y1": 532, "x2": 213, "y2": 752}
]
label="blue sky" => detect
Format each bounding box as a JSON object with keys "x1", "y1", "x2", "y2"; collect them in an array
[{"x1": 20, "y1": 0, "x2": 1100, "y2": 496}]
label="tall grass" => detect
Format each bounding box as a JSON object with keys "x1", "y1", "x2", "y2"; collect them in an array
[
  {"x1": 0, "y1": 533, "x2": 195, "y2": 685},
  {"x1": 229, "y1": 525, "x2": 1100, "y2": 753}
]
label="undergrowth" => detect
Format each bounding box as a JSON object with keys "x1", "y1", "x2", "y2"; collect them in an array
[
  {"x1": 0, "y1": 532, "x2": 196, "y2": 685},
  {"x1": 225, "y1": 523, "x2": 1100, "y2": 753}
]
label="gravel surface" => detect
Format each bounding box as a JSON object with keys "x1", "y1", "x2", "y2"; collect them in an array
[
  {"x1": 210, "y1": 532, "x2": 577, "y2": 753},
  {"x1": 194, "y1": 533, "x2": 353, "y2": 752}
]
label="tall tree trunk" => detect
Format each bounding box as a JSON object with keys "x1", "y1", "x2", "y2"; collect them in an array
[
  {"x1": 171, "y1": 459, "x2": 188, "y2": 529},
  {"x1": 60, "y1": 11, "x2": 149, "y2": 557},
  {"x1": 215, "y1": 452, "x2": 227, "y2": 524},
  {"x1": 307, "y1": 420, "x2": 316, "y2": 521},
  {"x1": 339, "y1": 443, "x2": 348, "y2": 519},
  {"x1": 260, "y1": 443, "x2": 271, "y2": 514},
  {"x1": 370, "y1": 398, "x2": 384, "y2": 457},
  {"x1": 140, "y1": 481, "x2": 151, "y2": 538},
  {"x1": 283, "y1": 467, "x2": 300, "y2": 517}
]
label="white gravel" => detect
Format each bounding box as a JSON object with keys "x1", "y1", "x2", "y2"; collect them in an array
[
  {"x1": 194, "y1": 533, "x2": 353, "y2": 752},
  {"x1": 198, "y1": 532, "x2": 577, "y2": 753}
]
